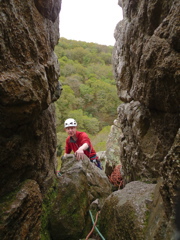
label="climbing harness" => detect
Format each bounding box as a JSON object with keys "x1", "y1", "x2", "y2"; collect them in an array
[
  {"x1": 108, "y1": 164, "x2": 123, "y2": 189},
  {"x1": 56, "y1": 170, "x2": 63, "y2": 177},
  {"x1": 85, "y1": 210, "x2": 106, "y2": 240},
  {"x1": 90, "y1": 159, "x2": 102, "y2": 170}
]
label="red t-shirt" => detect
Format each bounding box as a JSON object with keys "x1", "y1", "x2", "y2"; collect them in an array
[{"x1": 65, "y1": 131, "x2": 98, "y2": 160}]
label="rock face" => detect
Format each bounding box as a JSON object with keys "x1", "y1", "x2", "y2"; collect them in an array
[
  {"x1": 113, "y1": 0, "x2": 180, "y2": 182},
  {"x1": 105, "y1": 119, "x2": 122, "y2": 176},
  {"x1": 0, "y1": 0, "x2": 179, "y2": 239},
  {"x1": 109, "y1": 0, "x2": 180, "y2": 238},
  {"x1": 49, "y1": 154, "x2": 112, "y2": 240},
  {"x1": 160, "y1": 129, "x2": 180, "y2": 219},
  {"x1": 0, "y1": 180, "x2": 43, "y2": 240},
  {"x1": 0, "y1": 0, "x2": 61, "y2": 239}
]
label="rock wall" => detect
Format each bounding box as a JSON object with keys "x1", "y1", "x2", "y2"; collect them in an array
[
  {"x1": 111, "y1": 0, "x2": 180, "y2": 237},
  {"x1": 0, "y1": 0, "x2": 61, "y2": 239},
  {"x1": 105, "y1": 119, "x2": 122, "y2": 176},
  {"x1": 113, "y1": 0, "x2": 180, "y2": 182}
]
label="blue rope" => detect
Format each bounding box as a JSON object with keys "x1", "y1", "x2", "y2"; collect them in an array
[{"x1": 89, "y1": 210, "x2": 106, "y2": 240}]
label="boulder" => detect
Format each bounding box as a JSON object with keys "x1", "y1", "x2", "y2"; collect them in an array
[
  {"x1": 0, "y1": 180, "x2": 42, "y2": 240},
  {"x1": 49, "y1": 154, "x2": 112, "y2": 240},
  {"x1": 99, "y1": 180, "x2": 171, "y2": 240}
]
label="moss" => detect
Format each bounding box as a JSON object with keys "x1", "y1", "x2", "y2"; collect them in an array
[
  {"x1": 56, "y1": 156, "x2": 62, "y2": 171},
  {"x1": 0, "y1": 180, "x2": 31, "y2": 224},
  {"x1": 0, "y1": 179, "x2": 32, "y2": 204},
  {"x1": 144, "y1": 210, "x2": 150, "y2": 227},
  {"x1": 40, "y1": 178, "x2": 59, "y2": 240}
]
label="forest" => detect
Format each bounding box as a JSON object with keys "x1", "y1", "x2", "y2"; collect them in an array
[{"x1": 55, "y1": 38, "x2": 121, "y2": 156}]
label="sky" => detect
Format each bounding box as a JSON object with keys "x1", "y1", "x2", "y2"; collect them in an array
[{"x1": 59, "y1": 0, "x2": 123, "y2": 46}]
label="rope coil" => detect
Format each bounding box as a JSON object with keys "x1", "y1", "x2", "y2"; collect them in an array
[{"x1": 108, "y1": 164, "x2": 123, "y2": 189}]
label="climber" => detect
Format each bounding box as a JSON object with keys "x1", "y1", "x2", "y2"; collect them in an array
[{"x1": 64, "y1": 118, "x2": 102, "y2": 169}]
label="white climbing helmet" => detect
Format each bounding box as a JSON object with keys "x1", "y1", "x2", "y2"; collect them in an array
[{"x1": 64, "y1": 118, "x2": 77, "y2": 128}]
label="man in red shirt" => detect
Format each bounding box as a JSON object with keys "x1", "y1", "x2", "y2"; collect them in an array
[{"x1": 64, "y1": 118, "x2": 102, "y2": 169}]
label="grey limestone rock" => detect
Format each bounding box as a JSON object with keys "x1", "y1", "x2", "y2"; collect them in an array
[{"x1": 49, "y1": 154, "x2": 112, "y2": 240}]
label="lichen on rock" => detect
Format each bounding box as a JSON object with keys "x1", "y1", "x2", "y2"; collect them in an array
[{"x1": 49, "y1": 154, "x2": 112, "y2": 240}]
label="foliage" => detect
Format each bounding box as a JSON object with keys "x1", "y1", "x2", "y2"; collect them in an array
[
  {"x1": 55, "y1": 38, "x2": 121, "y2": 153},
  {"x1": 57, "y1": 144, "x2": 62, "y2": 157},
  {"x1": 91, "y1": 126, "x2": 111, "y2": 152}
]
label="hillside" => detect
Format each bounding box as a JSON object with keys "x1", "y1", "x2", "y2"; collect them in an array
[{"x1": 55, "y1": 37, "x2": 121, "y2": 153}]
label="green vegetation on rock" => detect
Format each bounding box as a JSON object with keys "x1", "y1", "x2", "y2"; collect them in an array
[{"x1": 41, "y1": 180, "x2": 58, "y2": 240}]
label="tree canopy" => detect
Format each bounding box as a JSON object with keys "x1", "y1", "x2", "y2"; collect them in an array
[{"x1": 55, "y1": 38, "x2": 121, "y2": 153}]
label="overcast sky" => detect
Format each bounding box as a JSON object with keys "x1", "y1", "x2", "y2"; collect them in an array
[{"x1": 59, "y1": 0, "x2": 123, "y2": 46}]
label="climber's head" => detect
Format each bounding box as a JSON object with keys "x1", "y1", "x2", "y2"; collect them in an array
[
  {"x1": 64, "y1": 118, "x2": 77, "y2": 128},
  {"x1": 64, "y1": 118, "x2": 77, "y2": 138}
]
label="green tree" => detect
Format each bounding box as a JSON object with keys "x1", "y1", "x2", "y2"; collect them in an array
[
  {"x1": 83, "y1": 116, "x2": 100, "y2": 135},
  {"x1": 70, "y1": 47, "x2": 89, "y2": 64},
  {"x1": 55, "y1": 37, "x2": 122, "y2": 150},
  {"x1": 79, "y1": 84, "x2": 94, "y2": 103},
  {"x1": 55, "y1": 85, "x2": 78, "y2": 130},
  {"x1": 65, "y1": 109, "x2": 100, "y2": 135},
  {"x1": 66, "y1": 109, "x2": 85, "y2": 130}
]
